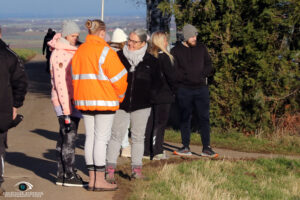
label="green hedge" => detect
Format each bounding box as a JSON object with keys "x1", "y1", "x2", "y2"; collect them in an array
[
  {"x1": 163, "y1": 0, "x2": 300, "y2": 133},
  {"x1": 13, "y1": 48, "x2": 36, "y2": 62}
]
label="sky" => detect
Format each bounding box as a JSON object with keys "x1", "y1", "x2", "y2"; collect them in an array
[{"x1": 0, "y1": 0, "x2": 146, "y2": 18}]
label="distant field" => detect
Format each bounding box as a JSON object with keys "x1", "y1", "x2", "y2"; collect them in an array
[
  {"x1": 13, "y1": 48, "x2": 36, "y2": 62},
  {"x1": 3, "y1": 29, "x2": 177, "y2": 51}
]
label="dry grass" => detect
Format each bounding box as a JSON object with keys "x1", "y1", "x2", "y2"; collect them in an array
[{"x1": 127, "y1": 158, "x2": 300, "y2": 200}]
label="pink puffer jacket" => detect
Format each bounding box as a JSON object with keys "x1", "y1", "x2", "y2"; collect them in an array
[{"x1": 48, "y1": 33, "x2": 78, "y2": 116}]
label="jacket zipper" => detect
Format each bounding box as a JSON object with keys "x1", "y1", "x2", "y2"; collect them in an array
[{"x1": 129, "y1": 70, "x2": 135, "y2": 111}]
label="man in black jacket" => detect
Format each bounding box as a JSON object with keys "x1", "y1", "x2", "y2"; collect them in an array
[
  {"x1": 0, "y1": 26, "x2": 28, "y2": 195},
  {"x1": 171, "y1": 24, "x2": 218, "y2": 158}
]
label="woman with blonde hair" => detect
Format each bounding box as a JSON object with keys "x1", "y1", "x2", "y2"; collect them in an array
[
  {"x1": 144, "y1": 31, "x2": 177, "y2": 160},
  {"x1": 72, "y1": 19, "x2": 127, "y2": 191}
]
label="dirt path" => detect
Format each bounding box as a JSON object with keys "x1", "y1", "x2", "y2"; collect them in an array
[
  {"x1": 3, "y1": 55, "x2": 299, "y2": 199},
  {"x1": 3, "y1": 55, "x2": 115, "y2": 199}
]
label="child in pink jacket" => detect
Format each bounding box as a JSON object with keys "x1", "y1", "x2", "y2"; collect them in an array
[{"x1": 48, "y1": 21, "x2": 86, "y2": 187}]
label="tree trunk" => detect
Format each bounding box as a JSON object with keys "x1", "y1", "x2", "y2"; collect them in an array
[{"x1": 146, "y1": 0, "x2": 171, "y2": 34}]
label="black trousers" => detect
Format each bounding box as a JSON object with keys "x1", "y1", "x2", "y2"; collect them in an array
[
  {"x1": 176, "y1": 86, "x2": 211, "y2": 148},
  {"x1": 0, "y1": 131, "x2": 7, "y2": 186},
  {"x1": 56, "y1": 116, "x2": 80, "y2": 178},
  {"x1": 144, "y1": 104, "x2": 171, "y2": 157}
]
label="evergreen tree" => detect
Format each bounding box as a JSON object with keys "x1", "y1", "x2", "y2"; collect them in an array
[{"x1": 160, "y1": 0, "x2": 300, "y2": 133}]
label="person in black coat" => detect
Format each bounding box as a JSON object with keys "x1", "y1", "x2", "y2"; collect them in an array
[
  {"x1": 106, "y1": 29, "x2": 161, "y2": 183},
  {"x1": 42, "y1": 28, "x2": 56, "y2": 73},
  {"x1": 0, "y1": 26, "x2": 27, "y2": 195},
  {"x1": 144, "y1": 31, "x2": 177, "y2": 160},
  {"x1": 171, "y1": 24, "x2": 218, "y2": 158}
]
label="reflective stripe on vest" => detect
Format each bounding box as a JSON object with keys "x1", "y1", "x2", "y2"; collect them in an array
[
  {"x1": 74, "y1": 100, "x2": 119, "y2": 107},
  {"x1": 72, "y1": 46, "x2": 110, "y2": 81},
  {"x1": 110, "y1": 68, "x2": 127, "y2": 83}
]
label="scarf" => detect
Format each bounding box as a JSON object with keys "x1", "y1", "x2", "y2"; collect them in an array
[{"x1": 123, "y1": 43, "x2": 148, "y2": 72}]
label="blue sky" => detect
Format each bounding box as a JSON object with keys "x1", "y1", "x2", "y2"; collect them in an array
[{"x1": 0, "y1": 0, "x2": 146, "y2": 18}]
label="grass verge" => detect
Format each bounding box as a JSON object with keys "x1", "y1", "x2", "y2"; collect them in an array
[
  {"x1": 12, "y1": 48, "x2": 37, "y2": 62},
  {"x1": 126, "y1": 157, "x2": 300, "y2": 200},
  {"x1": 164, "y1": 129, "x2": 300, "y2": 155}
]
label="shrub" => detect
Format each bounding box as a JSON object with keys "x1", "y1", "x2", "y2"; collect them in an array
[{"x1": 163, "y1": 0, "x2": 300, "y2": 134}]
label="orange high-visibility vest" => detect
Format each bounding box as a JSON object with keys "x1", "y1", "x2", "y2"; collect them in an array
[{"x1": 72, "y1": 34, "x2": 127, "y2": 111}]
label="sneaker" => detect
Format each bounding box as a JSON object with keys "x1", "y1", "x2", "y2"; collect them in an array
[
  {"x1": 173, "y1": 146, "x2": 192, "y2": 156},
  {"x1": 131, "y1": 167, "x2": 146, "y2": 180},
  {"x1": 105, "y1": 166, "x2": 116, "y2": 184},
  {"x1": 142, "y1": 155, "x2": 151, "y2": 160},
  {"x1": 121, "y1": 146, "x2": 131, "y2": 158},
  {"x1": 63, "y1": 173, "x2": 88, "y2": 187},
  {"x1": 201, "y1": 146, "x2": 219, "y2": 158},
  {"x1": 153, "y1": 151, "x2": 168, "y2": 160},
  {"x1": 55, "y1": 176, "x2": 64, "y2": 186}
]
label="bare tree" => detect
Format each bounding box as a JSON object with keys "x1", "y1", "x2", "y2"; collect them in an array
[
  {"x1": 132, "y1": 0, "x2": 171, "y2": 34},
  {"x1": 146, "y1": 0, "x2": 171, "y2": 34}
]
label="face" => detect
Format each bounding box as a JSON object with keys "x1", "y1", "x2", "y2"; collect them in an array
[
  {"x1": 186, "y1": 35, "x2": 197, "y2": 47},
  {"x1": 65, "y1": 33, "x2": 79, "y2": 46},
  {"x1": 127, "y1": 33, "x2": 146, "y2": 51},
  {"x1": 98, "y1": 30, "x2": 106, "y2": 40},
  {"x1": 163, "y1": 36, "x2": 168, "y2": 49}
]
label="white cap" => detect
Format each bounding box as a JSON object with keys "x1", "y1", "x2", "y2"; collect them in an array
[{"x1": 111, "y1": 28, "x2": 127, "y2": 43}]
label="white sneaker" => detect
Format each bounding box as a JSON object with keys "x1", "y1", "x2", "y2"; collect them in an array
[
  {"x1": 121, "y1": 146, "x2": 131, "y2": 158},
  {"x1": 153, "y1": 151, "x2": 168, "y2": 160}
]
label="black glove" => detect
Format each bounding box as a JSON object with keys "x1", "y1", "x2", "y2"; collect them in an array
[
  {"x1": 9, "y1": 114, "x2": 24, "y2": 128},
  {"x1": 64, "y1": 115, "x2": 71, "y2": 133}
]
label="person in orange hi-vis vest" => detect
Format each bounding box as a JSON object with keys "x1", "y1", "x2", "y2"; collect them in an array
[{"x1": 72, "y1": 19, "x2": 127, "y2": 192}]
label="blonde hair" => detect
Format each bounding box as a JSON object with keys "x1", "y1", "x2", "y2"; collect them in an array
[
  {"x1": 85, "y1": 19, "x2": 106, "y2": 35},
  {"x1": 150, "y1": 31, "x2": 174, "y2": 64}
]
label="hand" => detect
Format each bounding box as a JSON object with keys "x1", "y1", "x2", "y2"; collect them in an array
[{"x1": 13, "y1": 107, "x2": 17, "y2": 120}]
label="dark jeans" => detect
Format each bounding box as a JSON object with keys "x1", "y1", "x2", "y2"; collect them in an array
[
  {"x1": 56, "y1": 116, "x2": 80, "y2": 178},
  {"x1": 0, "y1": 131, "x2": 7, "y2": 186},
  {"x1": 177, "y1": 87, "x2": 210, "y2": 148},
  {"x1": 144, "y1": 104, "x2": 171, "y2": 157}
]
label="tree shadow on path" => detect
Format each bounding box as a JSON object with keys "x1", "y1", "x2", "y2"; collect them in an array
[
  {"x1": 6, "y1": 152, "x2": 57, "y2": 183},
  {"x1": 30, "y1": 129, "x2": 85, "y2": 150},
  {"x1": 25, "y1": 60, "x2": 51, "y2": 97}
]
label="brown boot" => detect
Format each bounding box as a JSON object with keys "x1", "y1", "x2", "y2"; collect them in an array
[
  {"x1": 0, "y1": 186, "x2": 5, "y2": 196},
  {"x1": 87, "y1": 170, "x2": 95, "y2": 191},
  {"x1": 94, "y1": 171, "x2": 118, "y2": 192}
]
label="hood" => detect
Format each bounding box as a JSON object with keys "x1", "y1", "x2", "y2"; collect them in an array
[{"x1": 47, "y1": 33, "x2": 77, "y2": 52}]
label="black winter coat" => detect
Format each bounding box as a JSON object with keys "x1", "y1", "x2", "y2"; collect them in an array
[
  {"x1": 171, "y1": 42, "x2": 213, "y2": 88},
  {"x1": 118, "y1": 50, "x2": 161, "y2": 112},
  {"x1": 152, "y1": 52, "x2": 177, "y2": 104},
  {"x1": 0, "y1": 39, "x2": 27, "y2": 132}
]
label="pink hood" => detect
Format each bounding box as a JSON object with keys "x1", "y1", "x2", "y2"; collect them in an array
[
  {"x1": 48, "y1": 33, "x2": 77, "y2": 53},
  {"x1": 49, "y1": 33, "x2": 79, "y2": 116}
]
